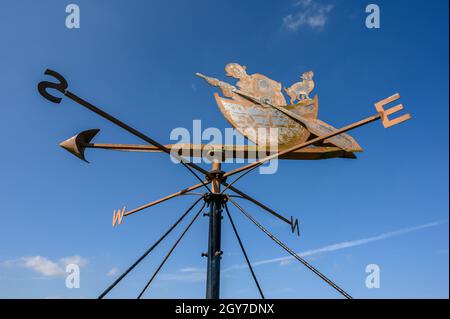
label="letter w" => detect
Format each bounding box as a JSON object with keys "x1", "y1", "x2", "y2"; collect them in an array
[{"x1": 112, "y1": 207, "x2": 126, "y2": 227}]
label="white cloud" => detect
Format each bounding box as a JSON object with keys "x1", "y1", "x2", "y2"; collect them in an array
[
  {"x1": 180, "y1": 267, "x2": 204, "y2": 273},
  {"x1": 159, "y1": 267, "x2": 206, "y2": 283},
  {"x1": 2, "y1": 255, "x2": 88, "y2": 277},
  {"x1": 60, "y1": 255, "x2": 88, "y2": 268},
  {"x1": 107, "y1": 267, "x2": 118, "y2": 276},
  {"x1": 279, "y1": 259, "x2": 293, "y2": 266},
  {"x1": 20, "y1": 256, "x2": 64, "y2": 277},
  {"x1": 222, "y1": 220, "x2": 447, "y2": 272},
  {"x1": 148, "y1": 221, "x2": 446, "y2": 282},
  {"x1": 283, "y1": 0, "x2": 334, "y2": 31}
]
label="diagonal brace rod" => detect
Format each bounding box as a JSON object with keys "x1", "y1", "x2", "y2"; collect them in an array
[
  {"x1": 226, "y1": 184, "x2": 291, "y2": 225},
  {"x1": 227, "y1": 196, "x2": 352, "y2": 299},
  {"x1": 137, "y1": 200, "x2": 206, "y2": 298},
  {"x1": 224, "y1": 203, "x2": 265, "y2": 299},
  {"x1": 98, "y1": 196, "x2": 204, "y2": 298}
]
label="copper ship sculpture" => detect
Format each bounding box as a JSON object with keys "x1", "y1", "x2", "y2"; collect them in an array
[{"x1": 196, "y1": 63, "x2": 362, "y2": 160}]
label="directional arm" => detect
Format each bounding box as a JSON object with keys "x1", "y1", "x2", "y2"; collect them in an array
[
  {"x1": 120, "y1": 180, "x2": 211, "y2": 218},
  {"x1": 225, "y1": 184, "x2": 292, "y2": 225},
  {"x1": 222, "y1": 93, "x2": 410, "y2": 179},
  {"x1": 112, "y1": 93, "x2": 410, "y2": 225},
  {"x1": 38, "y1": 69, "x2": 212, "y2": 191},
  {"x1": 116, "y1": 177, "x2": 293, "y2": 229},
  {"x1": 79, "y1": 141, "x2": 357, "y2": 160}
]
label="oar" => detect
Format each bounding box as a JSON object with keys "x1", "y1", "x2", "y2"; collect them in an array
[{"x1": 234, "y1": 90, "x2": 362, "y2": 152}]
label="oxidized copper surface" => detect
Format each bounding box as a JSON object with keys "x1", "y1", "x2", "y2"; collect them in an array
[{"x1": 214, "y1": 93, "x2": 318, "y2": 148}]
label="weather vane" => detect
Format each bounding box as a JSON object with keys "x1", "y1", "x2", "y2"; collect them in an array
[{"x1": 38, "y1": 63, "x2": 410, "y2": 299}]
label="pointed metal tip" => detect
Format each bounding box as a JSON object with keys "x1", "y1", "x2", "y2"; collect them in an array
[
  {"x1": 59, "y1": 129, "x2": 100, "y2": 163},
  {"x1": 345, "y1": 152, "x2": 357, "y2": 159}
]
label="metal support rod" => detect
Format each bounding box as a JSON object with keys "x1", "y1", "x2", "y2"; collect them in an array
[
  {"x1": 97, "y1": 196, "x2": 204, "y2": 299},
  {"x1": 224, "y1": 203, "x2": 265, "y2": 299},
  {"x1": 226, "y1": 184, "x2": 291, "y2": 225},
  {"x1": 122, "y1": 180, "x2": 291, "y2": 225},
  {"x1": 180, "y1": 192, "x2": 206, "y2": 196},
  {"x1": 227, "y1": 196, "x2": 353, "y2": 299},
  {"x1": 206, "y1": 162, "x2": 224, "y2": 299},
  {"x1": 83, "y1": 142, "x2": 355, "y2": 160},
  {"x1": 123, "y1": 181, "x2": 211, "y2": 217},
  {"x1": 137, "y1": 200, "x2": 206, "y2": 299},
  {"x1": 220, "y1": 165, "x2": 255, "y2": 194}
]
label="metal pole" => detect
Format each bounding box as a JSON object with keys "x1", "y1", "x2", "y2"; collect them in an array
[{"x1": 205, "y1": 161, "x2": 224, "y2": 299}]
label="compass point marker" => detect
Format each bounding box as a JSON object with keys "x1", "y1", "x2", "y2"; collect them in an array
[
  {"x1": 112, "y1": 207, "x2": 126, "y2": 227},
  {"x1": 375, "y1": 93, "x2": 411, "y2": 128},
  {"x1": 290, "y1": 216, "x2": 300, "y2": 237}
]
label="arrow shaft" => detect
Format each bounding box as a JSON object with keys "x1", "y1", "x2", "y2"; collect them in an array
[
  {"x1": 85, "y1": 143, "x2": 355, "y2": 160},
  {"x1": 84, "y1": 143, "x2": 163, "y2": 151},
  {"x1": 63, "y1": 91, "x2": 212, "y2": 182}
]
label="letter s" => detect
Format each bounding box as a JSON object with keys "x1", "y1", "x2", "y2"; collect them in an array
[{"x1": 37, "y1": 69, "x2": 68, "y2": 104}]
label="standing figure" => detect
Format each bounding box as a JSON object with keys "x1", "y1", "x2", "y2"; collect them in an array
[
  {"x1": 284, "y1": 71, "x2": 315, "y2": 104},
  {"x1": 225, "y1": 63, "x2": 287, "y2": 107}
]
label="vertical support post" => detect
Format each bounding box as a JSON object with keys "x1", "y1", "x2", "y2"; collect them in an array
[{"x1": 206, "y1": 161, "x2": 224, "y2": 299}]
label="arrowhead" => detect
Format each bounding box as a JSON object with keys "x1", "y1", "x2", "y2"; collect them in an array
[{"x1": 59, "y1": 129, "x2": 100, "y2": 163}]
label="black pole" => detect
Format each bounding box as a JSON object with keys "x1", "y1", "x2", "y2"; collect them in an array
[{"x1": 205, "y1": 162, "x2": 225, "y2": 299}]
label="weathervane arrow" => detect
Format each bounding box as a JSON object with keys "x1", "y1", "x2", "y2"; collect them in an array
[{"x1": 58, "y1": 129, "x2": 100, "y2": 163}]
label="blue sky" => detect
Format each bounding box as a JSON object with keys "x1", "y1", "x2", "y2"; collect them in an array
[{"x1": 0, "y1": 0, "x2": 448, "y2": 298}]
